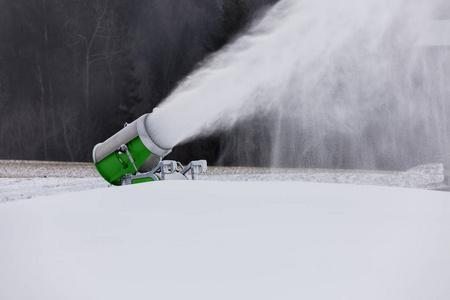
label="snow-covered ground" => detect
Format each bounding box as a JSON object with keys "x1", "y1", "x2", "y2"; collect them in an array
[
  {"x1": 0, "y1": 160, "x2": 107, "y2": 202},
  {"x1": 0, "y1": 160, "x2": 446, "y2": 202},
  {"x1": 1, "y1": 180, "x2": 449, "y2": 300}
]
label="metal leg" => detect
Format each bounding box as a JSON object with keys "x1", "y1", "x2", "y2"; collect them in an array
[
  {"x1": 180, "y1": 160, "x2": 208, "y2": 180},
  {"x1": 121, "y1": 159, "x2": 207, "y2": 185}
]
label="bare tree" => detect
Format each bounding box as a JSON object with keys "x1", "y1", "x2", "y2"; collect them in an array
[
  {"x1": 35, "y1": 65, "x2": 48, "y2": 159},
  {"x1": 58, "y1": 104, "x2": 78, "y2": 161},
  {"x1": 11, "y1": 103, "x2": 44, "y2": 159},
  {"x1": 0, "y1": 73, "x2": 10, "y2": 156},
  {"x1": 0, "y1": 73, "x2": 9, "y2": 112},
  {"x1": 68, "y1": 0, "x2": 127, "y2": 111}
]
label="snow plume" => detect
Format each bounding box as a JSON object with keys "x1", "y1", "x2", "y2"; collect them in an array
[{"x1": 148, "y1": 0, "x2": 450, "y2": 170}]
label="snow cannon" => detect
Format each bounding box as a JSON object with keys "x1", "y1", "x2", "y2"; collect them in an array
[{"x1": 93, "y1": 113, "x2": 207, "y2": 185}]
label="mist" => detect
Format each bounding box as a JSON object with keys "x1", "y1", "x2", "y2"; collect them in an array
[{"x1": 149, "y1": 0, "x2": 450, "y2": 170}]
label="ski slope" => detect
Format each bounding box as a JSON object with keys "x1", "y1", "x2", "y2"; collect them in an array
[{"x1": 1, "y1": 180, "x2": 449, "y2": 300}]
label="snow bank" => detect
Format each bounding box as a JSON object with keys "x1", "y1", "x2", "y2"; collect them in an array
[{"x1": 1, "y1": 181, "x2": 449, "y2": 300}]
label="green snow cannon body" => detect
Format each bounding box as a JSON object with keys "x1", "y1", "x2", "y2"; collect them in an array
[{"x1": 93, "y1": 113, "x2": 207, "y2": 186}]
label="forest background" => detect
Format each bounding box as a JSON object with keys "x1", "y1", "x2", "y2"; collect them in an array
[{"x1": 0, "y1": 0, "x2": 277, "y2": 164}]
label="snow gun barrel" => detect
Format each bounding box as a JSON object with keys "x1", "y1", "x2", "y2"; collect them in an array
[
  {"x1": 92, "y1": 113, "x2": 172, "y2": 186},
  {"x1": 93, "y1": 113, "x2": 207, "y2": 185}
]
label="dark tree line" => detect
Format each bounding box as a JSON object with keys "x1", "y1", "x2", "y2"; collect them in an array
[{"x1": 0, "y1": 0, "x2": 278, "y2": 163}]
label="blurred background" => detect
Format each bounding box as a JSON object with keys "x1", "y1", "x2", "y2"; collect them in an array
[{"x1": 0, "y1": 0, "x2": 277, "y2": 163}]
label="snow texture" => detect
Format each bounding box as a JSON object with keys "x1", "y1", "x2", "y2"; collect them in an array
[
  {"x1": 0, "y1": 180, "x2": 449, "y2": 300},
  {"x1": 0, "y1": 160, "x2": 446, "y2": 202},
  {"x1": 416, "y1": 20, "x2": 450, "y2": 46}
]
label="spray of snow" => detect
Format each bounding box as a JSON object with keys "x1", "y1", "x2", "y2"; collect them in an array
[{"x1": 147, "y1": 0, "x2": 449, "y2": 169}]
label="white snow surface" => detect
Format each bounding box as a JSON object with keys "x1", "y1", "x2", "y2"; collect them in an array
[{"x1": 1, "y1": 180, "x2": 450, "y2": 300}]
